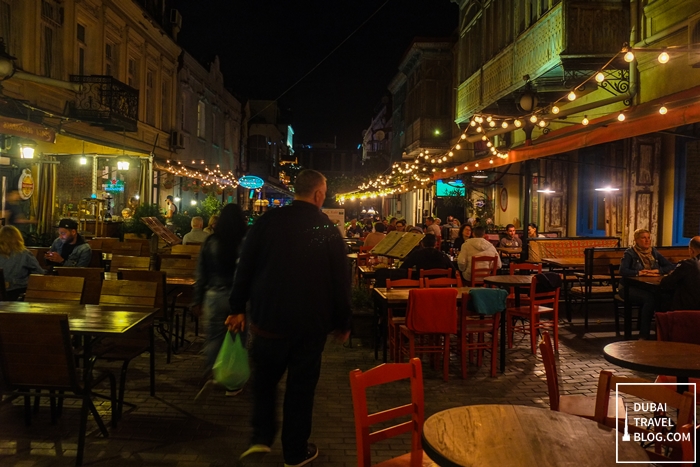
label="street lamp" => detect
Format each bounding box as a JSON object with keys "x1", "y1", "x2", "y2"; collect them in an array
[{"x1": 20, "y1": 140, "x2": 36, "y2": 159}]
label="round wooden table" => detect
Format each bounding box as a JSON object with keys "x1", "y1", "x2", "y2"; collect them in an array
[
  {"x1": 603, "y1": 340, "x2": 700, "y2": 379},
  {"x1": 421, "y1": 404, "x2": 649, "y2": 467},
  {"x1": 483, "y1": 275, "x2": 532, "y2": 287}
]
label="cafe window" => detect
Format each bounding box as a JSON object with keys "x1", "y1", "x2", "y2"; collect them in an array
[{"x1": 576, "y1": 149, "x2": 607, "y2": 236}]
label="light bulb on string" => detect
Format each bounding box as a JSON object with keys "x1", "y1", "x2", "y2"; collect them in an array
[
  {"x1": 489, "y1": 159, "x2": 494, "y2": 164},
  {"x1": 624, "y1": 51, "x2": 635, "y2": 62},
  {"x1": 488, "y1": 121, "x2": 496, "y2": 127},
  {"x1": 567, "y1": 91, "x2": 577, "y2": 101},
  {"x1": 501, "y1": 121, "x2": 509, "y2": 128},
  {"x1": 481, "y1": 135, "x2": 488, "y2": 141},
  {"x1": 659, "y1": 106, "x2": 668, "y2": 115},
  {"x1": 617, "y1": 112, "x2": 625, "y2": 122},
  {"x1": 448, "y1": 151, "x2": 454, "y2": 157},
  {"x1": 538, "y1": 120, "x2": 547, "y2": 128},
  {"x1": 476, "y1": 127, "x2": 482, "y2": 133},
  {"x1": 514, "y1": 119, "x2": 522, "y2": 128},
  {"x1": 486, "y1": 141, "x2": 492, "y2": 147},
  {"x1": 486, "y1": 116, "x2": 492, "y2": 122},
  {"x1": 582, "y1": 115, "x2": 589, "y2": 126},
  {"x1": 530, "y1": 115, "x2": 538, "y2": 123},
  {"x1": 455, "y1": 144, "x2": 461, "y2": 150},
  {"x1": 595, "y1": 72, "x2": 605, "y2": 83},
  {"x1": 470, "y1": 120, "x2": 477, "y2": 127},
  {"x1": 551, "y1": 106, "x2": 560, "y2": 114},
  {"x1": 658, "y1": 51, "x2": 669, "y2": 64}
]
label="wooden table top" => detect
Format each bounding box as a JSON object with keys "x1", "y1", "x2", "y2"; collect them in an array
[
  {"x1": 166, "y1": 276, "x2": 196, "y2": 286},
  {"x1": 483, "y1": 275, "x2": 533, "y2": 286},
  {"x1": 541, "y1": 257, "x2": 584, "y2": 268},
  {"x1": 497, "y1": 247, "x2": 522, "y2": 254},
  {"x1": 0, "y1": 301, "x2": 157, "y2": 336},
  {"x1": 625, "y1": 275, "x2": 664, "y2": 286},
  {"x1": 422, "y1": 404, "x2": 649, "y2": 467},
  {"x1": 373, "y1": 286, "x2": 473, "y2": 305},
  {"x1": 347, "y1": 253, "x2": 358, "y2": 260},
  {"x1": 604, "y1": 340, "x2": 700, "y2": 378}
]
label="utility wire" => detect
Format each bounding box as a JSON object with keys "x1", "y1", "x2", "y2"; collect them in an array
[{"x1": 249, "y1": 0, "x2": 392, "y2": 121}]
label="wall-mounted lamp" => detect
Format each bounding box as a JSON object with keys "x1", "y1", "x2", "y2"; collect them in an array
[
  {"x1": 20, "y1": 141, "x2": 36, "y2": 159},
  {"x1": 79, "y1": 156, "x2": 87, "y2": 165},
  {"x1": 537, "y1": 184, "x2": 556, "y2": 194},
  {"x1": 594, "y1": 186, "x2": 620, "y2": 192},
  {"x1": 117, "y1": 160, "x2": 130, "y2": 170}
]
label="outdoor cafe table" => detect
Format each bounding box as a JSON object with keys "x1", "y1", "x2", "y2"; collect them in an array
[
  {"x1": 540, "y1": 257, "x2": 585, "y2": 269},
  {"x1": 0, "y1": 301, "x2": 158, "y2": 393},
  {"x1": 604, "y1": 340, "x2": 700, "y2": 392},
  {"x1": 622, "y1": 276, "x2": 663, "y2": 339},
  {"x1": 483, "y1": 275, "x2": 533, "y2": 372},
  {"x1": 421, "y1": 404, "x2": 649, "y2": 466},
  {"x1": 372, "y1": 286, "x2": 509, "y2": 374}
]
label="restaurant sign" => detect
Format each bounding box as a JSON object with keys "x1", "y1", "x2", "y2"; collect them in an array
[
  {"x1": 239, "y1": 175, "x2": 264, "y2": 189},
  {"x1": 103, "y1": 179, "x2": 125, "y2": 193},
  {"x1": 18, "y1": 169, "x2": 34, "y2": 200},
  {"x1": 0, "y1": 117, "x2": 55, "y2": 143}
]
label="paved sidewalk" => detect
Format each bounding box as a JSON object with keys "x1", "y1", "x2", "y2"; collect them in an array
[{"x1": 0, "y1": 309, "x2": 651, "y2": 467}]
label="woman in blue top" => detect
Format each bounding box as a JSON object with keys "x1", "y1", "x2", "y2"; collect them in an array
[
  {"x1": 0, "y1": 225, "x2": 45, "y2": 300},
  {"x1": 619, "y1": 228, "x2": 675, "y2": 339}
]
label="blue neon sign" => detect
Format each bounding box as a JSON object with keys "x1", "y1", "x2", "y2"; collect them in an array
[{"x1": 239, "y1": 175, "x2": 264, "y2": 189}]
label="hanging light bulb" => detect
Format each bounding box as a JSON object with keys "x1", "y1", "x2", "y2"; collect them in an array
[
  {"x1": 489, "y1": 159, "x2": 494, "y2": 164},
  {"x1": 514, "y1": 119, "x2": 522, "y2": 128},
  {"x1": 481, "y1": 135, "x2": 488, "y2": 141},
  {"x1": 486, "y1": 116, "x2": 492, "y2": 122},
  {"x1": 659, "y1": 106, "x2": 668, "y2": 115},
  {"x1": 530, "y1": 115, "x2": 538, "y2": 123},
  {"x1": 475, "y1": 163, "x2": 479, "y2": 167},
  {"x1": 461, "y1": 133, "x2": 467, "y2": 140},
  {"x1": 501, "y1": 121, "x2": 509, "y2": 128},
  {"x1": 448, "y1": 151, "x2": 454, "y2": 156},
  {"x1": 617, "y1": 112, "x2": 625, "y2": 122},
  {"x1": 624, "y1": 51, "x2": 635, "y2": 62},
  {"x1": 658, "y1": 51, "x2": 670, "y2": 64},
  {"x1": 567, "y1": 91, "x2": 577, "y2": 101},
  {"x1": 486, "y1": 141, "x2": 492, "y2": 147},
  {"x1": 455, "y1": 144, "x2": 461, "y2": 150},
  {"x1": 595, "y1": 72, "x2": 605, "y2": 83},
  {"x1": 582, "y1": 115, "x2": 589, "y2": 126},
  {"x1": 476, "y1": 127, "x2": 482, "y2": 133},
  {"x1": 488, "y1": 121, "x2": 496, "y2": 127},
  {"x1": 464, "y1": 165, "x2": 468, "y2": 170},
  {"x1": 470, "y1": 120, "x2": 477, "y2": 127},
  {"x1": 551, "y1": 106, "x2": 560, "y2": 114},
  {"x1": 538, "y1": 120, "x2": 547, "y2": 127}
]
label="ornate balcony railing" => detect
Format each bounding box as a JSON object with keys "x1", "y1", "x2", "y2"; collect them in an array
[{"x1": 68, "y1": 75, "x2": 139, "y2": 132}]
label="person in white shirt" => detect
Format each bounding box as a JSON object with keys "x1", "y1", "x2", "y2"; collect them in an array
[
  {"x1": 458, "y1": 226, "x2": 502, "y2": 282},
  {"x1": 183, "y1": 216, "x2": 210, "y2": 244}
]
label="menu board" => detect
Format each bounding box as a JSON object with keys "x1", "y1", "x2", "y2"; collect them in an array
[
  {"x1": 140, "y1": 217, "x2": 182, "y2": 246},
  {"x1": 322, "y1": 208, "x2": 345, "y2": 237},
  {"x1": 370, "y1": 231, "x2": 424, "y2": 259}
]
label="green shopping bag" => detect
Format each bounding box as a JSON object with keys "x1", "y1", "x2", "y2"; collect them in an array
[{"x1": 212, "y1": 332, "x2": 250, "y2": 390}]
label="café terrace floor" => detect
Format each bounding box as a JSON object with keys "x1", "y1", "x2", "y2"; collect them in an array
[{"x1": 0, "y1": 304, "x2": 654, "y2": 467}]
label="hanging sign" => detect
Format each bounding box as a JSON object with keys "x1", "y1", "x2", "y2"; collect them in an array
[
  {"x1": 103, "y1": 179, "x2": 125, "y2": 193},
  {"x1": 18, "y1": 169, "x2": 34, "y2": 200},
  {"x1": 239, "y1": 175, "x2": 264, "y2": 189}
]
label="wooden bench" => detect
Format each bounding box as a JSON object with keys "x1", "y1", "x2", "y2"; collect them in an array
[{"x1": 527, "y1": 237, "x2": 621, "y2": 263}]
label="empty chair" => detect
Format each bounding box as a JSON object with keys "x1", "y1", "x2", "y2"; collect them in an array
[
  {"x1": 419, "y1": 268, "x2": 454, "y2": 280},
  {"x1": 398, "y1": 288, "x2": 458, "y2": 381},
  {"x1": 110, "y1": 254, "x2": 150, "y2": 273},
  {"x1": 349, "y1": 358, "x2": 437, "y2": 467},
  {"x1": 171, "y1": 244, "x2": 202, "y2": 258},
  {"x1": 460, "y1": 287, "x2": 506, "y2": 378},
  {"x1": 92, "y1": 237, "x2": 120, "y2": 253},
  {"x1": 386, "y1": 278, "x2": 423, "y2": 362},
  {"x1": 594, "y1": 370, "x2": 695, "y2": 463},
  {"x1": 469, "y1": 255, "x2": 499, "y2": 287},
  {"x1": 24, "y1": 275, "x2": 85, "y2": 304},
  {"x1": 124, "y1": 237, "x2": 151, "y2": 255},
  {"x1": 54, "y1": 267, "x2": 104, "y2": 304},
  {"x1": 539, "y1": 332, "x2": 623, "y2": 423},
  {"x1": 423, "y1": 275, "x2": 463, "y2": 288},
  {"x1": 654, "y1": 310, "x2": 700, "y2": 391},
  {"x1": 158, "y1": 257, "x2": 197, "y2": 278},
  {"x1": 508, "y1": 262, "x2": 542, "y2": 306},
  {"x1": 111, "y1": 242, "x2": 143, "y2": 257},
  {"x1": 95, "y1": 279, "x2": 158, "y2": 418},
  {"x1": 507, "y1": 273, "x2": 561, "y2": 354},
  {"x1": 88, "y1": 249, "x2": 103, "y2": 268},
  {"x1": 0, "y1": 312, "x2": 117, "y2": 466}
]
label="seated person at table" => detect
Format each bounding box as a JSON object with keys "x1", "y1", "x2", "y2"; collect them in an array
[
  {"x1": 499, "y1": 224, "x2": 522, "y2": 248},
  {"x1": 659, "y1": 236, "x2": 700, "y2": 311},
  {"x1": 452, "y1": 224, "x2": 473, "y2": 251},
  {"x1": 399, "y1": 234, "x2": 456, "y2": 274},
  {"x1": 0, "y1": 225, "x2": 45, "y2": 300},
  {"x1": 425, "y1": 216, "x2": 441, "y2": 237},
  {"x1": 458, "y1": 226, "x2": 502, "y2": 282},
  {"x1": 363, "y1": 222, "x2": 386, "y2": 249},
  {"x1": 395, "y1": 219, "x2": 406, "y2": 232},
  {"x1": 619, "y1": 228, "x2": 675, "y2": 339},
  {"x1": 183, "y1": 216, "x2": 210, "y2": 245},
  {"x1": 45, "y1": 218, "x2": 92, "y2": 267},
  {"x1": 345, "y1": 218, "x2": 363, "y2": 238},
  {"x1": 527, "y1": 223, "x2": 545, "y2": 238}
]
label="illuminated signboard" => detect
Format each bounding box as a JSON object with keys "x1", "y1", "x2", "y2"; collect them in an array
[
  {"x1": 239, "y1": 175, "x2": 264, "y2": 189},
  {"x1": 103, "y1": 179, "x2": 125, "y2": 193}
]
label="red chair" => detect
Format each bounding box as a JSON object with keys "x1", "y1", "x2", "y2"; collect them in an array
[
  {"x1": 539, "y1": 332, "x2": 624, "y2": 423},
  {"x1": 654, "y1": 310, "x2": 700, "y2": 392},
  {"x1": 469, "y1": 255, "x2": 499, "y2": 287},
  {"x1": 423, "y1": 275, "x2": 463, "y2": 288},
  {"x1": 419, "y1": 268, "x2": 453, "y2": 280},
  {"x1": 349, "y1": 358, "x2": 437, "y2": 467},
  {"x1": 507, "y1": 262, "x2": 542, "y2": 306},
  {"x1": 398, "y1": 288, "x2": 458, "y2": 381},
  {"x1": 386, "y1": 279, "x2": 423, "y2": 362},
  {"x1": 507, "y1": 274, "x2": 561, "y2": 354},
  {"x1": 459, "y1": 287, "x2": 503, "y2": 378}
]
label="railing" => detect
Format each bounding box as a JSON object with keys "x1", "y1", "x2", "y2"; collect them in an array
[{"x1": 68, "y1": 75, "x2": 139, "y2": 132}]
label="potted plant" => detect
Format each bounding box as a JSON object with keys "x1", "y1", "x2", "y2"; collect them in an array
[{"x1": 122, "y1": 204, "x2": 165, "y2": 238}]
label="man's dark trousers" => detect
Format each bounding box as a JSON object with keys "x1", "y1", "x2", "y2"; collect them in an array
[{"x1": 249, "y1": 332, "x2": 327, "y2": 463}]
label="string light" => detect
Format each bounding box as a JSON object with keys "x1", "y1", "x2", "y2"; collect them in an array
[
  {"x1": 659, "y1": 106, "x2": 668, "y2": 115},
  {"x1": 624, "y1": 51, "x2": 635, "y2": 62},
  {"x1": 658, "y1": 51, "x2": 669, "y2": 64},
  {"x1": 595, "y1": 72, "x2": 605, "y2": 83},
  {"x1": 617, "y1": 112, "x2": 625, "y2": 122},
  {"x1": 582, "y1": 115, "x2": 589, "y2": 126},
  {"x1": 567, "y1": 91, "x2": 577, "y2": 101},
  {"x1": 551, "y1": 106, "x2": 560, "y2": 114}
]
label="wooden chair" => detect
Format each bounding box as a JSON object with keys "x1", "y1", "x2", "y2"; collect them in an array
[
  {"x1": 419, "y1": 268, "x2": 453, "y2": 280},
  {"x1": 398, "y1": 288, "x2": 458, "y2": 382},
  {"x1": 594, "y1": 370, "x2": 696, "y2": 463},
  {"x1": 92, "y1": 237, "x2": 120, "y2": 253},
  {"x1": 508, "y1": 262, "x2": 541, "y2": 305},
  {"x1": 27, "y1": 247, "x2": 50, "y2": 269},
  {"x1": 124, "y1": 237, "x2": 151, "y2": 255},
  {"x1": 88, "y1": 249, "x2": 103, "y2": 268},
  {"x1": 158, "y1": 257, "x2": 198, "y2": 342},
  {"x1": 87, "y1": 238, "x2": 102, "y2": 250},
  {"x1": 119, "y1": 269, "x2": 175, "y2": 363},
  {"x1": 507, "y1": 273, "x2": 560, "y2": 354},
  {"x1": 0, "y1": 312, "x2": 117, "y2": 466},
  {"x1": 24, "y1": 275, "x2": 85, "y2": 304},
  {"x1": 171, "y1": 244, "x2": 201, "y2": 258},
  {"x1": 458, "y1": 287, "x2": 505, "y2": 378},
  {"x1": 158, "y1": 257, "x2": 197, "y2": 278},
  {"x1": 54, "y1": 267, "x2": 104, "y2": 305},
  {"x1": 422, "y1": 275, "x2": 463, "y2": 288},
  {"x1": 386, "y1": 278, "x2": 423, "y2": 362},
  {"x1": 110, "y1": 255, "x2": 150, "y2": 273},
  {"x1": 95, "y1": 280, "x2": 158, "y2": 419},
  {"x1": 349, "y1": 358, "x2": 437, "y2": 467},
  {"x1": 609, "y1": 264, "x2": 641, "y2": 337},
  {"x1": 539, "y1": 332, "x2": 623, "y2": 423},
  {"x1": 654, "y1": 310, "x2": 700, "y2": 392},
  {"x1": 469, "y1": 255, "x2": 499, "y2": 287},
  {"x1": 111, "y1": 242, "x2": 143, "y2": 257}
]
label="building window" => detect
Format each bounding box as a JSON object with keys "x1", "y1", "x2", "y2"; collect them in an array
[
  {"x1": 42, "y1": 25, "x2": 54, "y2": 77},
  {"x1": 0, "y1": 1, "x2": 12, "y2": 55},
  {"x1": 76, "y1": 23, "x2": 86, "y2": 75},
  {"x1": 105, "y1": 42, "x2": 117, "y2": 77},
  {"x1": 224, "y1": 121, "x2": 231, "y2": 151},
  {"x1": 161, "y1": 79, "x2": 170, "y2": 130},
  {"x1": 180, "y1": 92, "x2": 188, "y2": 131},
  {"x1": 211, "y1": 112, "x2": 217, "y2": 145},
  {"x1": 128, "y1": 58, "x2": 138, "y2": 88},
  {"x1": 145, "y1": 70, "x2": 155, "y2": 125},
  {"x1": 577, "y1": 148, "x2": 607, "y2": 236},
  {"x1": 197, "y1": 100, "x2": 206, "y2": 138}
]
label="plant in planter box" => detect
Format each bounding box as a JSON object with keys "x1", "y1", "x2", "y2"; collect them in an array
[{"x1": 122, "y1": 204, "x2": 165, "y2": 237}]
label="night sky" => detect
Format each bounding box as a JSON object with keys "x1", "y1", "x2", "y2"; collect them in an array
[{"x1": 170, "y1": 0, "x2": 458, "y2": 149}]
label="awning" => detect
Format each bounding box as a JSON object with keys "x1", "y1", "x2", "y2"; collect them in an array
[
  {"x1": 0, "y1": 116, "x2": 55, "y2": 142},
  {"x1": 264, "y1": 177, "x2": 294, "y2": 198},
  {"x1": 434, "y1": 84, "x2": 700, "y2": 179}
]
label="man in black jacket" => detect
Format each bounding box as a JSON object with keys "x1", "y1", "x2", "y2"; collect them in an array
[
  {"x1": 227, "y1": 169, "x2": 351, "y2": 467},
  {"x1": 659, "y1": 236, "x2": 700, "y2": 311},
  {"x1": 400, "y1": 234, "x2": 456, "y2": 274}
]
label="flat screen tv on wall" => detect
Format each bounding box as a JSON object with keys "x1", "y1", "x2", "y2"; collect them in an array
[{"x1": 436, "y1": 179, "x2": 466, "y2": 197}]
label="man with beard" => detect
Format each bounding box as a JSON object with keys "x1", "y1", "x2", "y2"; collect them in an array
[{"x1": 44, "y1": 218, "x2": 92, "y2": 267}]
